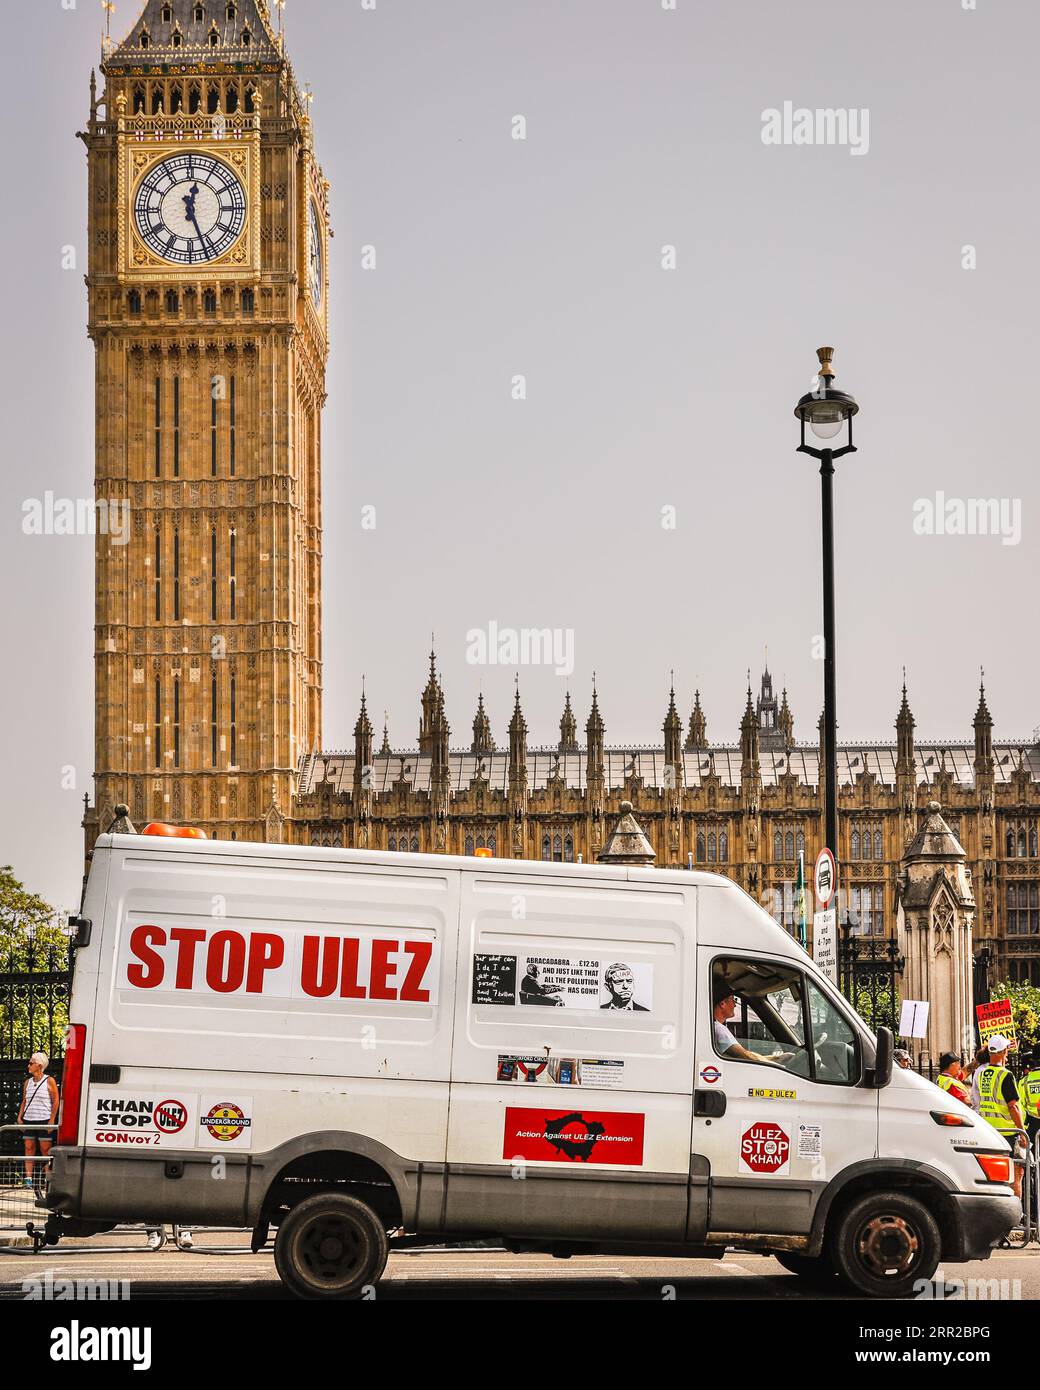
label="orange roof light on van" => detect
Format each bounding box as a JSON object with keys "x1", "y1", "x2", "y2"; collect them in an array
[
  {"x1": 473, "y1": 847, "x2": 493, "y2": 858},
  {"x1": 142, "y1": 823, "x2": 208, "y2": 839}
]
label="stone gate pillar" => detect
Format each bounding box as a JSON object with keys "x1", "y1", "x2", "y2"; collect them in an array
[{"x1": 895, "y1": 801, "x2": 976, "y2": 1067}]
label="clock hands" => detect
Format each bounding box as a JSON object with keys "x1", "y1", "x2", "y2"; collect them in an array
[{"x1": 181, "y1": 182, "x2": 213, "y2": 258}]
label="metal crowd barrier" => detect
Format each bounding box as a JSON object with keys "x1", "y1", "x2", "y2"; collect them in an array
[{"x1": 0, "y1": 1125, "x2": 54, "y2": 1232}]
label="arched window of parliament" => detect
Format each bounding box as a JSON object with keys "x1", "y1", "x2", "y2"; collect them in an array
[
  {"x1": 161, "y1": 3, "x2": 172, "y2": 20},
  {"x1": 204, "y1": 288, "x2": 217, "y2": 315},
  {"x1": 153, "y1": 528, "x2": 162, "y2": 619},
  {"x1": 210, "y1": 670, "x2": 218, "y2": 766},
  {"x1": 697, "y1": 830, "x2": 705, "y2": 862},
  {"x1": 784, "y1": 830, "x2": 794, "y2": 861},
  {"x1": 165, "y1": 289, "x2": 178, "y2": 314},
  {"x1": 230, "y1": 673, "x2": 237, "y2": 766},
  {"x1": 1007, "y1": 882, "x2": 1040, "y2": 935},
  {"x1": 541, "y1": 834, "x2": 551, "y2": 861},
  {"x1": 388, "y1": 836, "x2": 397, "y2": 852},
  {"x1": 244, "y1": 83, "x2": 256, "y2": 112},
  {"x1": 1032, "y1": 827, "x2": 1039, "y2": 857},
  {"x1": 227, "y1": 85, "x2": 239, "y2": 114},
  {"x1": 153, "y1": 676, "x2": 162, "y2": 768},
  {"x1": 564, "y1": 834, "x2": 573, "y2": 862},
  {"x1": 241, "y1": 288, "x2": 254, "y2": 316},
  {"x1": 773, "y1": 829, "x2": 782, "y2": 861},
  {"x1": 209, "y1": 25, "x2": 220, "y2": 49},
  {"x1": 189, "y1": 82, "x2": 202, "y2": 115},
  {"x1": 172, "y1": 529, "x2": 180, "y2": 621},
  {"x1": 851, "y1": 829, "x2": 860, "y2": 860},
  {"x1": 207, "y1": 83, "x2": 220, "y2": 114},
  {"x1": 1020, "y1": 829, "x2": 1029, "y2": 859},
  {"x1": 172, "y1": 31, "x2": 183, "y2": 51},
  {"x1": 796, "y1": 830, "x2": 805, "y2": 857},
  {"x1": 139, "y1": 29, "x2": 150, "y2": 49},
  {"x1": 874, "y1": 830, "x2": 883, "y2": 860},
  {"x1": 170, "y1": 81, "x2": 183, "y2": 110},
  {"x1": 465, "y1": 834, "x2": 474, "y2": 856},
  {"x1": 194, "y1": 3, "x2": 205, "y2": 21},
  {"x1": 210, "y1": 530, "x2": 218, "y2": 620},
  {"x1": 242, "y1": 25, "x2": 253, "y2": 47},
  {"x1": 719, "y1": 831, "x2": 728, "y2": 862},
  {"x1": 151, "y1": 86, "x2": 164, "y2": 115},
  {"x1": 154, "y1": 375, "x2": 162, "y2": 476},
  {"x1": 229, "y1": 375, "x2": 236, "y2": 474},
  {"x1": 172, "y1": 375, "x2": 180, "y2": 476},
  {"x1": 128, "y1": 289, "x2": 141, "y2": 315},
  {"x1": 173, "y1": 676, "x2": 181, "y2": 768},
  {"x1": 707, "y1": 831, "x2": 717, "y2": 863},
  {"x1": 410, "y1": 836, "x2": 420, "y2": 853},
  {"x1": 227, "y1": 1, "x2": 237, "y2": 19},
  {"x1": 229, "y1": 528, "x2": 236, "y2": 619}
]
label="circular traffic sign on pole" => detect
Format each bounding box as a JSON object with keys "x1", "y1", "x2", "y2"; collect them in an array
[{"x1": 814, "y1": 847, "x2": 837, "y2": 909}]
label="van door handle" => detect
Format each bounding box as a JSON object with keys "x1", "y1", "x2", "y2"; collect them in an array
[{"x1": 694, "y1": 1090, "x2": 727, "y2": 1118}]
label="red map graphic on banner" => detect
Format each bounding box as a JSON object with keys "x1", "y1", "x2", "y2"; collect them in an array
[{"x1": 503, "y1": 1107, "x2": 645, "y2": 1166}]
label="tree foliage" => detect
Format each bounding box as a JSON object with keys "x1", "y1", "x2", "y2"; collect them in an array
[
  {"x1": 991, "y1": 981, "x2": 1040, "y2": 1055},
  {"x1": 0, "y1": 865, "x2": 70, "y2": 1060}
]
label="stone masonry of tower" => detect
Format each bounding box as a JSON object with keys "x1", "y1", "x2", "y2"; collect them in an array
[
  {"x1": 293, "y1": 660, "x2": 1040, "y2": 989},
  {"x1": 81, "y1": 1, "x2": 328, "y2": 855}
]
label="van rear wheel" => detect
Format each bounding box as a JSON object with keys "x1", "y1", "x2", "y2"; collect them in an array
[
  {"x1": 829, "y1": 1191, "x2": 941, "y2": 1299},
  {"x1": 273, "y1": 1193, "x2": 389, "y2": 1300}
]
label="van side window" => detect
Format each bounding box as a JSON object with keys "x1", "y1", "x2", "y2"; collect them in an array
[
  {"x1": 711, "y1": 958, "x2": 859, "y2": 1086},
  {"x1": 711, "y1": 958, "x2": 810, "y2": 1078},
  {"x1": 806, "y1": 978, "x2": 859, "y2": 1084}
]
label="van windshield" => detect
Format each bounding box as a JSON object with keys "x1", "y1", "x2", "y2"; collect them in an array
[{"x1": 712, "y1": 957, "x2": 859, "y2": 1085}]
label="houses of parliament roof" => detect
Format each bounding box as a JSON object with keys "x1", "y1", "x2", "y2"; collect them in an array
[{"x1": 297, "y1": 663, "x2": 1040, "y2": 798}]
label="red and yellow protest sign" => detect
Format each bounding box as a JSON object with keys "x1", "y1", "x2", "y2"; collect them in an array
[{"x1": 976, "y1": 998, "x2": 1017, "y2": 1052}]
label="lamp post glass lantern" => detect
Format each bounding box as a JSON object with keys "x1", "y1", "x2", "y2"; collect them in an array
[{"x1": 793, "y1": 347, "x2": 859, "y2": 867}]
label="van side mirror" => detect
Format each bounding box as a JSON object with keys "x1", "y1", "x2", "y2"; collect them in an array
[{"x1": 871, "y1": 1026, "x2": 894, "y2": 1089}]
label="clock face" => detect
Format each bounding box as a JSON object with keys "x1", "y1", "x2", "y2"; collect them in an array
[
  {"x1": 308, "y1": 198, "x2": 323, "y2": 307},
  {"x1": 134, "y1": 153, "x2": 246, "y2": 265}
]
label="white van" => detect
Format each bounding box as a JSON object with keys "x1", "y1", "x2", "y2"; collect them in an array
[{"x1": 44, "y1": 832, "x2": 1019, "y2": 1299}]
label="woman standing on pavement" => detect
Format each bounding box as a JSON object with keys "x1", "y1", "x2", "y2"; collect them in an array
[{"x1": 16, "y1": 1053, "x2": 59, "y2": 1189}]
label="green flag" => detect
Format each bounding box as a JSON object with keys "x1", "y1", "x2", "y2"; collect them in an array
[{"x1": 795, "y1": 851, "x2": 808, "y2": 949}]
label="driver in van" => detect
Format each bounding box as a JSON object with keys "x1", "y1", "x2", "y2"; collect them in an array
[{"x1": 712, "y1": 977, "x2": 795, "y2": 1067}]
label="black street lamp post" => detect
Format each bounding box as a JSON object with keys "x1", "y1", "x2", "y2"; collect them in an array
[{"x1": 794, "y1": 347, "x2": 859, "y2": 866}]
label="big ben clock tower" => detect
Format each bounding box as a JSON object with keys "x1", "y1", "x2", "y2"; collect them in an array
[{"x1": 81, "y1": 1, "x2": 328, "y2": 850}]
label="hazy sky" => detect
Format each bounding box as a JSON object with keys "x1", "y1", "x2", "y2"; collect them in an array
[{"x1": 2, "y1": 0, "x2": 1037, "y2": 910}]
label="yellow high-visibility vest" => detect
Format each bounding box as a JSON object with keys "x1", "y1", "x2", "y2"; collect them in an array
[
  {"x1": 937, "y1": 1073, "x2": 970, "y2": 1104},
  {"x1": 977, "y1": 1064, "x2": 1018, "y2": 1134},
  {"x1": 1019, "y1": 1069, "x2": 1040, "y2": 1120}
]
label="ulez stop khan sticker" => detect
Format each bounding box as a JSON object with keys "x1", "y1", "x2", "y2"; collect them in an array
[{"x1": 739, "y1": 1121, "x2": 791, "y2": 1176}]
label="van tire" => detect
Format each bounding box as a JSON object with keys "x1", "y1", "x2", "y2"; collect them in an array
[
  {"x1": 273, "y1": 1193, "x2": 389, "y2": 1300},
  {"x1": 829, "y1": 1190, "x2": 941, "y2": 1299},
  {"x1": 773, "y1": 1251, "x2": 837, "y2": 1285}
]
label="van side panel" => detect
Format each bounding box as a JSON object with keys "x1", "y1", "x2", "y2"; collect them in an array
[
  {"x1": 443, "y1": 872, "x2": 696, "y2": 1240},
  {"x1": 63, "y1": 848, "x2": 461, "y2": 1224}
]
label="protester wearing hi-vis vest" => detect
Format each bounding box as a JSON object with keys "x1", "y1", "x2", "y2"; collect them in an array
[
  {"x1": 1019, "y1": 1050, "x2": 1040, "y2": 1149},
  {"x1": 934, "y1": 1052, "x2": 971, "y2": 1106},
  {"x1": 976, "y1": 1034, "x2": 1027, "y2": 1201}
]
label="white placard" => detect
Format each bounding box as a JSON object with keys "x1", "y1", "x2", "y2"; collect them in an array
[
  {"x1": 899, "y1": 999, "x2": 930, "y2": 1040},
  {"x1": 813, "y1": 909, "x2": 838, "y2": 984}
]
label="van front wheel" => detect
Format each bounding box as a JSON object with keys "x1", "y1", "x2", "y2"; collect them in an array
[
  {"x1": 830, "y1": 1191, "x2": 941, "y2": 1299},
  {"x1": 274, "y1": 1193, "x2": 389, "y2": 1300}
]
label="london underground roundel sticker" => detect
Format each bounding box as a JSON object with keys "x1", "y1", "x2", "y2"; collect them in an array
[
  {"x1": 700, "y1": 1065, "x2": 722, "y2": 1085},
  {"x1": 201, "y1": 1102, "x2": 250, "y2": 1143}
]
